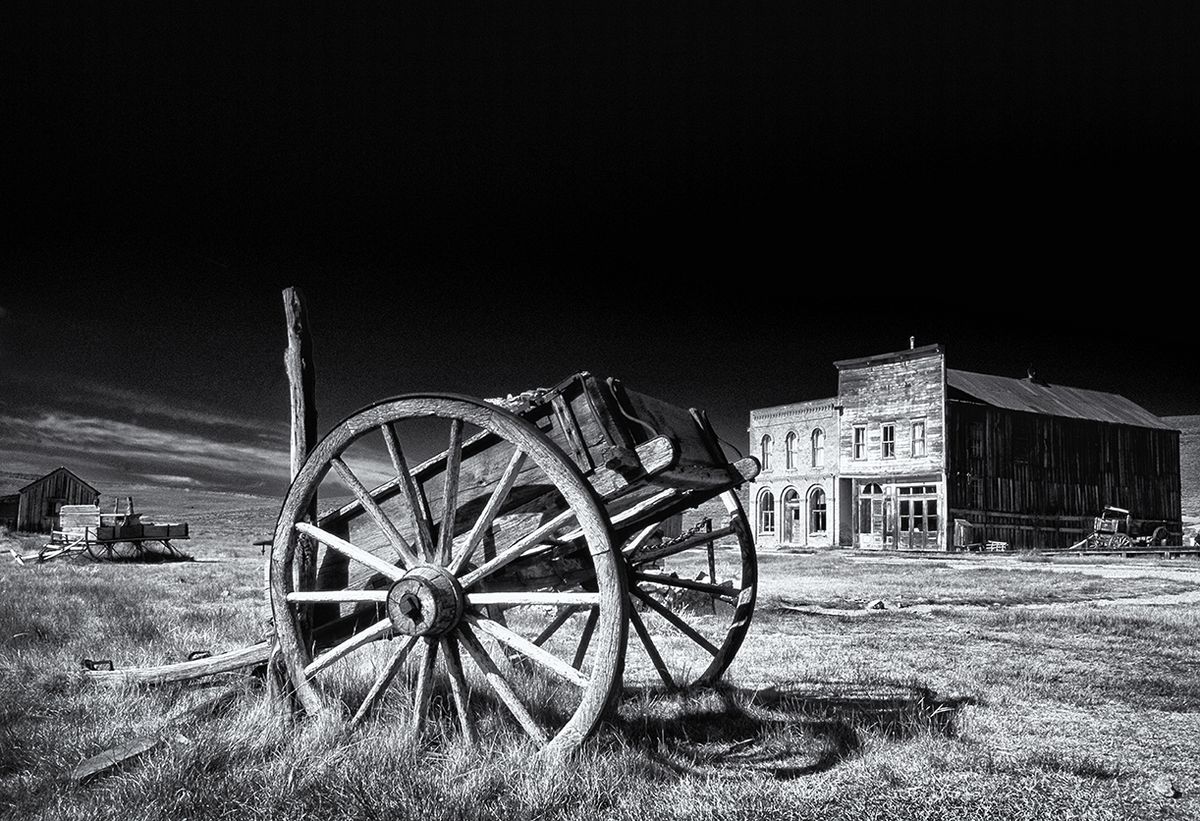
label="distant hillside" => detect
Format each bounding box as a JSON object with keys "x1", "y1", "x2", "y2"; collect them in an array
[{"x1": 1164, "y1": 416, "x2": 1200, "y2": 518}]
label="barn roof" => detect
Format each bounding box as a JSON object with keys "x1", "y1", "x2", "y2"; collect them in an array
[
  {"x1": 947, "y1": 370, "x2": 1173, "y2": 430},
  {"x1": 0, "y1": 467, "x2": 102, "y2": 496}
]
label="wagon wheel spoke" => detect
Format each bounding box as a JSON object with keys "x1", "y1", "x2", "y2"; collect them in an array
[
  {"x1": 304, "y1": 618, "x2": 394, "y2": 678},
  {"x1": 411, "y1": 638, "x2": 439, "y2": 738},
  {"x1": 457, "y1": 507, "x2": 578, "y2": 589},
  {"x1": 287, "y1": 589, "x2": 389, "y2": 604},
  {"x1": 451, "y1": 449, "x2": 527, "y2": 575},
  {"x1": 572, "y1": 607, "x2": 599, "y2": 670},
  {"x1": 630, "y1": 586, "x2": 719, "y2": 656},
  {"x1": 456, "y1": 622, "x2": 549, "y2": 745},
  {"x1": 629, "y1": 604, "x2": 675, "y2": 689},
  {"x1": 465, "y1": 591, "x2": 600, "y2": 608},
  {"x1": 381, "y1": 421, "x2": 436, "y2": 560},
  {"x1": 437, "y1": 419, "x2": 464, "y2": 565},
  {"x1": 440, "y1": 637, "x2": 475, "y2": 744},
  {"x1": 329, "y1": 457, "x2": 419, "y2": 568},
  {"x1": 351, "y1": 634, "x2": 420, "y2": 726},
  {"x1": 532, "y1": 606, "x2": 582, "y2": 647},
  {"x1": 295, "y1": 522, "x2": 404, "y2": 582},
  {"x1": 467, "y1": 615, "x2": 589, "y2": 687},
  {"x1": 631, "y1": 571, "x2": 738, "y2": 603}
]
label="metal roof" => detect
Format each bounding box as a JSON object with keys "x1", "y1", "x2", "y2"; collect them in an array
[{"x1": 947, "y1": 369, "x2": 1172, "y2": 430}]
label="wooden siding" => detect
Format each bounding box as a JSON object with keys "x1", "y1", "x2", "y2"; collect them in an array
[
  {"x1": 16, "y1": 469, "x2": 101, "y2": 533},
  {"x1": 946, "y1": 393, "x2": 1182, "y2": 549},
  {"x1": 836, "y1": 349, "x2": 946, "y2": 479},
  {"x1": 0, "y1": 495, "x2": 18, "y2": 530}
]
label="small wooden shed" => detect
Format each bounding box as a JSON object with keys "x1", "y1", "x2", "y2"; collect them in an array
[{"x1": 0, "y1": 468, "x2": 101, "y2": 534}]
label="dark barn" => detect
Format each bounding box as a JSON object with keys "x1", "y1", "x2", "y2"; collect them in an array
[
  {"x1": 0, "y1": 468, "x2": 101, "y2": 534},
  {"x1": 945, "y1": 372, "x2": 1182, "y2": 550}
]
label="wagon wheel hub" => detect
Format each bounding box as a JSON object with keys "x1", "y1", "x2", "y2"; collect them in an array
[{"x1": 386, "y1": 565, "x2": 465, "y2": 636}]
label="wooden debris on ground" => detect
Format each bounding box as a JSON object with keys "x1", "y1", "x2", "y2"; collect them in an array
[{"x1": 71, "y1": 686, "x2": 245, "y2": 784}]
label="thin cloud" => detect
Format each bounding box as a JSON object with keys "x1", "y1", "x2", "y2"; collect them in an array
[
  {"x1": 72, "y1": 380, "x2": 280, "y2": 435},
  {"x1": 138, "y1": 473, "x2": 201, "y2": 487},
  {"x1": 0, "y1": 411, "x2": 394, "y2": 490}
]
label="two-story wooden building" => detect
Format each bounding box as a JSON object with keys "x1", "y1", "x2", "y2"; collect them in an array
[{"x1": 749, "y1": 344, "x2": 1182, "y2": 551}]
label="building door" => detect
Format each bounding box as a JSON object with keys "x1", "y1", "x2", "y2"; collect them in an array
[
  {"x1": 858, "y1": 483, "x2": 885, "y2": 548},
  {"x1": 898, "y1": 485, "x2": 940, "y2": 549},
  {"x1": 781, "y1": 489, "x2": 801, "y2": 544}
]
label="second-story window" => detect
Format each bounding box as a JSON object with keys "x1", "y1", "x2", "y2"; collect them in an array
[
  {"x1": 785, "y1": 432, "x2": 797, "y2": 470},
  {"x1": 810, "y1": 428, "x2": 825, "y2": 468},
  {"x1": 882, "y1": 424, "x2": 896, "y2": 458},
  {"x1": 760, "y1": 434, "x2": 772, "y2": 471},
  {"x1": 912, "y1": 420, "x2": 926, "y2": 457},
  {"x1": 853, "y1": 426, "x2": 866, "y2": 460}
]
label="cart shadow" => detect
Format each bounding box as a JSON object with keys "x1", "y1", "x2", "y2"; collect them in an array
[{"x1": 607, "y1": 681, "x2": 974, "y2": 779}]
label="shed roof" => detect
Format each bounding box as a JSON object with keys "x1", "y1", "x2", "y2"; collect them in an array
[
  {"x1": 0, "y1": 467, "x2": 101, "y2": 496},
  {"x1": 947, "y1": 369, "x2": 1172, "y2": 430}
]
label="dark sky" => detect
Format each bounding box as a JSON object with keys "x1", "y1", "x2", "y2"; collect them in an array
[{"x1": 2, "y1": 2, "x2": 1197, "y2": 495}]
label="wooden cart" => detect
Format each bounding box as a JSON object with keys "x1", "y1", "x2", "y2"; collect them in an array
[
  {"x1": 271, "y1": 372, "x2": 759, "y2": 756},
  {"x1": 13, "y1": 505, "x2": 192, "y2": 564}
]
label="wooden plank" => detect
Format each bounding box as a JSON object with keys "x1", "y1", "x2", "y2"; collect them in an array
[
  {"x1": 82, "y1": 642, "x2": 272, "y2": 686},
  {"x1": 72, "y1": 686, "x2": 242, "y2": 783}
]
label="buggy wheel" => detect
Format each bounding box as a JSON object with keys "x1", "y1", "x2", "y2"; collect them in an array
[
  {"x1": 270, "y1": 394, "x2": 628, "y2": 757},
  {"x1": 619, "y1": 489, "x2": 756, "y2": 689}
]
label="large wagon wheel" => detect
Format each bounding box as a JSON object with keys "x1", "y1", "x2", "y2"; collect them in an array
[
  {"x1": 618, "y1": 490, "x2": 756, "y2": 689},
  {"x1": 270, "y1": 395, "x2": 628, "y2": 757}
]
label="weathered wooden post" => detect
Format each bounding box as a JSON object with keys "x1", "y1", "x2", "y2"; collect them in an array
[
  {"x1": 284, "y1": 285, "x2": 318, "y2": 585},
  {"x1": 272, "y1": 286, "x2": 318, "y2": 705}
]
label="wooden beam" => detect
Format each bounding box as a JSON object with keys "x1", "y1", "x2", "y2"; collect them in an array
[{"x1": 82, "y1": 642, "x2": 272, "y2": 686}]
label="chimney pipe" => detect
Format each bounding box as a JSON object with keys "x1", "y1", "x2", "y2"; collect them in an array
[{"x1": 909, "y1": 336, "x2": 915, "y2": 350}]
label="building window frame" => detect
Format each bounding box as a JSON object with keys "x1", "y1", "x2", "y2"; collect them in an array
[
  {"x1": 911, "y1": 419, "x2": 927, "y2": 458},
  {"x1": 811, "y1": 428, "x2": 825, "y2": 468},
  {"x1": 785, "y1": 431, "x2": 797, "y2": 471},
  {"x1": 882, "y1": 423, "x2": 896, "y2": 459},
  {"x1": 757, "y1": 488, "x2": 776, "y2": 534},
  {"x1": 852, "y1": 425, "x2": 867, "y2": 460},
  {"x1": 808, "y1": 486, "x2": 827, "y2": 535},
  {"x1": 760, "y1": 434, "x2": 772, "y2": 472}
]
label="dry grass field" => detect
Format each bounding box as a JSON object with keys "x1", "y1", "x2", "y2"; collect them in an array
[{"x1": 3, "y1": 492, "x2": 1200, "y2": 821}]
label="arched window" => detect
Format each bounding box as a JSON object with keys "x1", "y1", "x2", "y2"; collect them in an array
[
  {"x1": 784, "y1": 432, "x2": 797, "y2": 470},
  {"x1": 760, "y1": 435, "x2": 772, "y2": 471},
  {"x1": 811, "y1": 428, "x2": 825, "y2": 468},
  {"x1": 758, "y1": 489, "x2": 776, "y2": 534},
  {"x1": 809, "y1": 487, "x2": 827, "y2": 534}
]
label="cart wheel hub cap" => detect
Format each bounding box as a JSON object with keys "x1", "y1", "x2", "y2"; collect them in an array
[{"x1": 386, "y1": 565, "x2": 464, "y2": 636}]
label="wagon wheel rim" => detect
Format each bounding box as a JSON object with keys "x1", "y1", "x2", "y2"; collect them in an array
[
  {"x1": 270, "y1": 394, "x2": 627, "y2": 758},
  {"x1": 620, "y1": 489, "x2": 757, "y2": 688}
]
